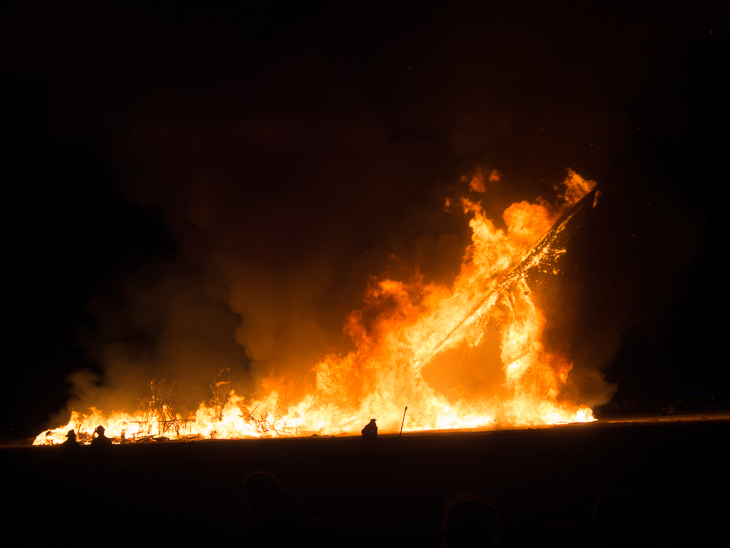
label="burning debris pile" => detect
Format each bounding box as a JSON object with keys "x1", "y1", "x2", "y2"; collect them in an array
[
  {"x1": 36, "y1": 170, "x2": 599, "y2": 445},
  {"x1": 37, "y1": 377, "x2": 299, "y2": 445}
]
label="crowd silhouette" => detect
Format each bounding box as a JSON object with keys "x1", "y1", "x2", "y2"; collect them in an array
[{"x1": 12, "y1": 423, "x2": 722, "y2": 548}]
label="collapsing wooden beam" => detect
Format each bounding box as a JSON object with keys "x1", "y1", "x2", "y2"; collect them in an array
[{"x1": 413, "y1": 188, "x2": 597, "y2": 373}]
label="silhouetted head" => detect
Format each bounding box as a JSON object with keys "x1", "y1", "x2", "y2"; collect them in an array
[
  {"x1": 242, "y1": 471, "x2": 285, "y2": 516},
  {"x1": 66, "y1": 430, "x2": 76, "y2": 440},
  {"x1": 94, "y1": 425, "x2": 105, "y2": 436},
  {"x1": 442, "y1": 492, "x2": 499, "y2": 548},
  {"x1": 369, "y1": 419, "x2": 376, "y2": 423}
]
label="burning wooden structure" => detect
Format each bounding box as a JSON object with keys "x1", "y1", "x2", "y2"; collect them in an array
[{"x1": 35, "y1": 170, "x2": 599, "y2": 445}]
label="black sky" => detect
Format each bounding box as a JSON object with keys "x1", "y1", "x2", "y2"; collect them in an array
[{"x1": 2, "y1": 1, "x2": 729, "y2": 437}]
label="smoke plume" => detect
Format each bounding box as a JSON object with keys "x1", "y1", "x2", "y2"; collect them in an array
[{"x1": 10, "y1": 2, "x2": 705, "y2": 426}]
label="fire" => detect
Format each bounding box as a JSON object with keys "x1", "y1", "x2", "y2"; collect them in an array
[{"x1": 35, "y1": 169, "x2": 597, "y2": 445}]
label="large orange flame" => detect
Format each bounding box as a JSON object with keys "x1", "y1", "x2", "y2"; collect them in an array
[{"x1": 35, "y1": 169, "x2": 596, "y2": 445}]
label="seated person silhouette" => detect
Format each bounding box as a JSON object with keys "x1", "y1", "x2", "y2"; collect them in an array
[
  {"x1": 91, "y1": 425, "x2": 113, "y2": 448},
  {"x1": 441, "y1": 492, "x2": 498, "y2": 548},
  {"x1": 60, "y1": 429, "x2": 82, "y2": 462},
  {"x1": 241, "y1": 471, "x2": 303, "y2": 546},
  {"x1": 361, "y1": 418, "x2": 378, "y2": 438},
  {"x1": 62, "y1": 429, "x2": 80, "y2": 448}
]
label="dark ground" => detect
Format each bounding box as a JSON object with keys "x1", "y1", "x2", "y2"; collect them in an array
[{"x1": 2, "y1": 417, "x2": 728, "y2": 547}]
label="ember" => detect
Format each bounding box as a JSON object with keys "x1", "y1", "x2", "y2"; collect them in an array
[{"x1": 35, "y1": 169, "x2": 597, "y2": 445}]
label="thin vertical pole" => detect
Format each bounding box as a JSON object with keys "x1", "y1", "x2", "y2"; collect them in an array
[{"x1": 399, "y1": 406, "x2": 408, "y2": 437}]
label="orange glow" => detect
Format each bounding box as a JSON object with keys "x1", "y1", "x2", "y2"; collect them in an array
[{"x1": 35, "y1": 169, "x2": 597, "y2": 445}]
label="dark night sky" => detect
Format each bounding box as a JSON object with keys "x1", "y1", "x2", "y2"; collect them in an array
[{"x1": 2, "y1": 1, "x2": 729, "y2": 437}]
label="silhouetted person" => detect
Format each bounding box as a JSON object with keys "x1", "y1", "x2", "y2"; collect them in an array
[
  {"x1": 90, "y1": 425, "x2": 113, "y2": 467},
  {"x1": 241, "y1": 471, "x2": 303, "y2": 547},
  {"x1": 59, "y1": 428, "x2": 82, "y2": 471},
  {"x1": 441, "y1": 492, "x2": 499, "y2": 548},
  {"x1": 62, "y1": 429, "x2": 80, "y2": 449},
  {"x1": 361, "y1": 419, "x2": 377, "y2": 438},
  {"x1": 90, "y1": 425, "x2": 112, "y2": 448}
]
